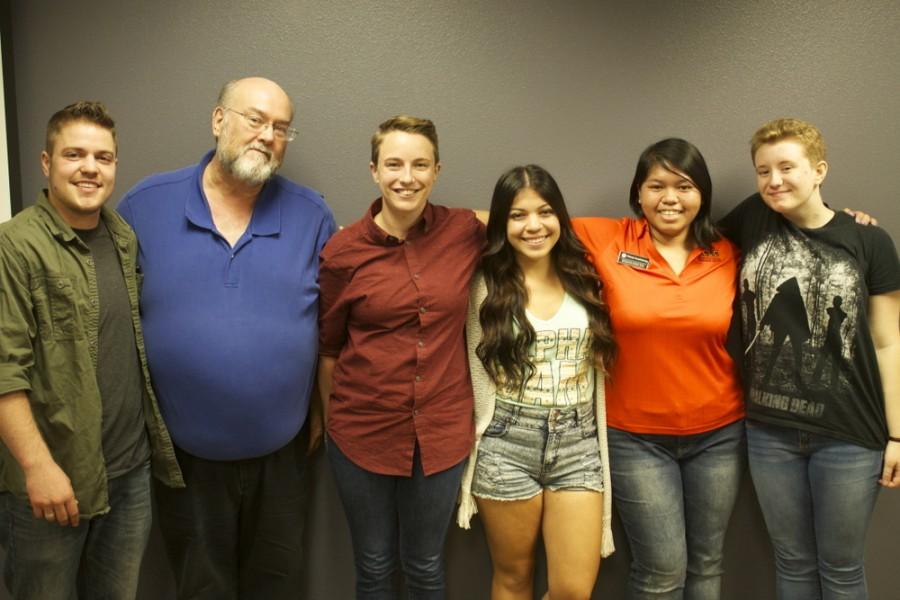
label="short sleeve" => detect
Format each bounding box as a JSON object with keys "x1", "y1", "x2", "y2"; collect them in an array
[
  {"x1": 572, "y1": 217, "x2": 622, "y2": 260},
  {"x1": 717, "y1": 196, "x2": 757, "y2": 248},
  {"x1": 863, "y1": 226, "x2": 900, "y2": 296},
  {"x1": 314, "y1": 200, "x2": 338, "y2": 256}
]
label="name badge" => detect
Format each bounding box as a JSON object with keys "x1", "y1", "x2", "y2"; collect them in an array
[{"x1": 617, "y1": 251, "x2": 650, "y2": 270}]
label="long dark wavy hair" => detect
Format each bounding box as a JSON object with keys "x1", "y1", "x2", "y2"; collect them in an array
[{"x1": 477, "y1": 165, "x2": 616, "y2": 388}]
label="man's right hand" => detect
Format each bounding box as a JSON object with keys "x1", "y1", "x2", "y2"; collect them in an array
[
  {"x1": 25, "y1": 460, "x2": 79, "y2": 527},
  {"x1": 0, "y1": 391, "x2": 81, "y2": 527}
]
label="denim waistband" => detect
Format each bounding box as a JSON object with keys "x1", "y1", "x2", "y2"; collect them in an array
[{"x1": 494, "y1": 399, "x2": 595, "y2": 430}]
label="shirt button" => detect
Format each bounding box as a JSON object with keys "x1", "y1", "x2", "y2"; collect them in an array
[
  {"x1": 419, "y1": 306, "x2": 427, "y2": 314},
  {"x1": 57, "y1": 280, "x2": 66, "y2": 288},
  {"x1": 413, "y1": 409, "x2": 420, "y2": 416},
  {"x1": 413, "y1": 273, "x2": 420, "y2": 279},
  {"x1": 86, "y1": 257, "x2": 94, "y2": 266},
  {"x1": 415, "y1": 375, "x2": 423, "y2": 382},
  {"x1": 417, "y1": 340, "x2": 424, "y2": 348}
]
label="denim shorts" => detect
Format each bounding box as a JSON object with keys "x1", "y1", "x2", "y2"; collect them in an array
[{"x1": 471, "y1": 401, "x2": 604, "y2": 501}]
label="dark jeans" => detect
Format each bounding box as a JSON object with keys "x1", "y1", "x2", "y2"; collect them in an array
[
  {"x1": 327, "y1": 438, "x2": 465, "y2": 600},
  {"x1": 0, "y1": 461, "x2": 152, "y2": 600},
  {"x1": 154, "y1": 434, "x2": 308, "y2": 600}
]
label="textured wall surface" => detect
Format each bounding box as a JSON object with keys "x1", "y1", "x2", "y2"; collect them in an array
[{"x1": 6, "y1": 1, "x2": 900, "y2": 598}]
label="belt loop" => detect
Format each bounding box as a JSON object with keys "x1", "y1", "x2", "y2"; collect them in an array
[{"x1": 574, "y1": 402, "x2": 587, "y2": 426}]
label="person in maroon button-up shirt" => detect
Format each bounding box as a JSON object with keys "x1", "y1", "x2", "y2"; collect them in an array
[{"x1": 318, "y1": 115, "x2": 484, "y2": 598}]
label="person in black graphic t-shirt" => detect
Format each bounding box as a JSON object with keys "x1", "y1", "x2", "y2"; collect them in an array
[
  {"x1": 812, "y1": 295, "x2": 848, "y2": 387},
  {"x1": 721, "y1": 117, "x2": 900, "y2": 600}
]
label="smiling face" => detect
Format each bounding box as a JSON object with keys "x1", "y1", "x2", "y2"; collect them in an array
[
  {"x1": 40, "y1": 120, "x2": 117, "y2": 229},
  {"x1": 754, "y1": 138, "x2": 828, "y2": 220},
  {"x1": 369, "y1": 130, "x2": 440, "y2": 220},
  {"x1": 638, "y1": 164, "x2": 701, "y2": 245},
  {"x1": 506, "y1": 187, "x2": 561, "y2": 267},
  {"x1": 213, "y1": 78, "x2": 293, "y2": 186}
]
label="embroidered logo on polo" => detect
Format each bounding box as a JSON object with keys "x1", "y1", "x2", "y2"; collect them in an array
[{"x1": 698, "y1": 248, "x2": 722, "y2": 262}]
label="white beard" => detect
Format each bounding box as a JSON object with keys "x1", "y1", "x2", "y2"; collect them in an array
[{"x1": 217, "y1": 143, "x2": 280, "y2": 186}]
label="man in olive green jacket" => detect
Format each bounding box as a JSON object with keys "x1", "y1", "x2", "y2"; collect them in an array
[{"x1": 0, "y1": 101, "x2": 183, "y2": 599}]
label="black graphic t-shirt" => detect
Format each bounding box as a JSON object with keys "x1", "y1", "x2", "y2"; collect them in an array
[{"x1": 721, "y1": 194, "x2": 900, "y2": 449}]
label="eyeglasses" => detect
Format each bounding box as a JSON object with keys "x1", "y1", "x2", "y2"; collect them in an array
[{"x1": 221, "y1": 107, "x2": 299, "y2": 142}]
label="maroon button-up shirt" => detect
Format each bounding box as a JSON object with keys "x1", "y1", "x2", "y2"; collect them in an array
[{"x1": 319, "y1": 200, "x2": 485, "y2": 476}]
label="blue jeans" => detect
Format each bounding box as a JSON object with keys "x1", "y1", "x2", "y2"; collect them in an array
[
  {"x1": 747, "y1": 421, "x2": 882, "y2": 600},
  {"x1": 608, "y1": 420, "x2": 745, "y2": 600},
  {"x1": 0, "y1": 461, "x2": 152, "y2": 600},
  {"x1": 327, "y1": 438, "x2": 465, "y2": 600}
]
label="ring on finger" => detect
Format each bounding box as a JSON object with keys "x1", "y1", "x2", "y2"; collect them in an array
[{"x1": 43, "y1": 512, "x2": 55, "y2": 520}]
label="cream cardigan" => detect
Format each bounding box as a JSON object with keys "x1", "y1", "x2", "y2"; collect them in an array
[{"x1": 457, "y1": 272, "x2": 615, "y2": 557}]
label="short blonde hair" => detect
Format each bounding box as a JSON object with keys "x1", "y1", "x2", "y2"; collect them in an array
[
  {"x1": 370, "y1": 115, "x2": 439, "y2": 164},
  {"x1": 751, "y1": 117, "x2": 826, "y2": 165}
]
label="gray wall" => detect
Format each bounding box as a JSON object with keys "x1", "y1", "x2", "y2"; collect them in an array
[{"x1": 8, "y1": 1, "x2": 900, "y2": 598}]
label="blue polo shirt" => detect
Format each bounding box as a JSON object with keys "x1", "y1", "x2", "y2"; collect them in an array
[{"x1": 119, "y1": 151, "x2": 336, "y2": 460}]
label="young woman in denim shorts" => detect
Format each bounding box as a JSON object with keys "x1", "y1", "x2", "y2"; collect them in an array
[{"x1": 457, "y1": 165, "x2": 617, "y2": 599}]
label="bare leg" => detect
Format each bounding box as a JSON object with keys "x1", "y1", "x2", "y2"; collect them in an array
[
  {"x1": 477, "y1": 494, "x2": 544, "y2": 600},
  {"x1": 542, "y1": 490, "x2": 604, "y2": 600}
]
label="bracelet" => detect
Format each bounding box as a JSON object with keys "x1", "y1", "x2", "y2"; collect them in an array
[{"x1": 890, "y1": 436, "x2": 900, "y2": 443}]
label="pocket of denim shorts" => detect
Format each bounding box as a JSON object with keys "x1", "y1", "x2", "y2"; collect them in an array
[
  {"x1": 580, "y1": 417, "x2": 598, "y2": 440},
  {"x1": 482, "y1": 413, "x2": 510, "y2": 438}
]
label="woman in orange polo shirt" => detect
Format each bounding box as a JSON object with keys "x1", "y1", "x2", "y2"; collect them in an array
[{"x1": 573, "y1": 138, "x2": 744, "y2": 600}]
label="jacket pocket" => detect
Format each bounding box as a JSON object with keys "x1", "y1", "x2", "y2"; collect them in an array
[{"x1": 32, "y1": 276, "x2": 82, "y2": 341}]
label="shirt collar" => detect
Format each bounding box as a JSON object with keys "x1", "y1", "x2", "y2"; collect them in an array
[
  {"x1": 35, "y1": 190, "x2": 78, "y2": 242},
  {"x1": 36, "y1": 189, "x2": 125, "y2": 246},
  {"x1": 185, "y1": 149, "x2": 282, "y2": 238},
  {"x1": 363, "y1": 198, "x2": 434, "y2": 245},
  {"x1": 636, "y1": 217, "x2": 652, "y2": 239},
  {"x1": 637, "y1": 217, "x2": 708, "y2": 266}
]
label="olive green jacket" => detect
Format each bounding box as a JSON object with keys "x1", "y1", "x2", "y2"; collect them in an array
[{"x1": 0, "y1": 192, "x2": 184, "y2": 518}]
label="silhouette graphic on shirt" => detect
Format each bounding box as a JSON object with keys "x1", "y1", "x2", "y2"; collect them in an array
[
  {"x1": 742, "y1": 278, "x2": 758, "y2": 342},
  {"x1": 811, "y1": 295, "x2": 848, "y2": 387},
  {"x1": 759, "y1": 277, "x2": 810, "y2": 390}
]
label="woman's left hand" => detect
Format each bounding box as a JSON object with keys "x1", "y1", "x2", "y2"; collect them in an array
[{"x1": 880, "y1": 441, "x2": 900, "y2": 488}]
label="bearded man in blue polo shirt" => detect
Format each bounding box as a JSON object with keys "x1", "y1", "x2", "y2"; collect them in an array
[{"x1": 119, "y1": 77, "x2": 336, "y2": 599}]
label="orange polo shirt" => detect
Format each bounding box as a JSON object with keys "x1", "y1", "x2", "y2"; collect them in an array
[{"x1": 573, "y1": 217, "x2": 744, "y2": 434}]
